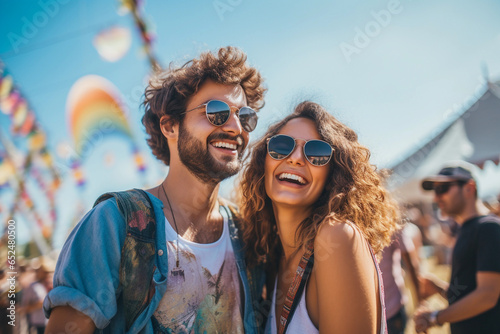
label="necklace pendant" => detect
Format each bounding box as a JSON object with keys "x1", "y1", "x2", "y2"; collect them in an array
[{"x1": 171, "y1": 266, "x2": 185, "y2": 281}]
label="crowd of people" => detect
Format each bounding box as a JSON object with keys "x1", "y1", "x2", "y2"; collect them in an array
[
  {"x1": 2, "y1": 46, "x2": 499, "y2": 333},
  {"x1": 0, "y1": 256, "x2": 55, "y2": 334}
]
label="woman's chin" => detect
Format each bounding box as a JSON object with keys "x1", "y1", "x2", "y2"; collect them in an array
[{"x1": 270, "y1": 195, "x2": 315, "y2": 210}]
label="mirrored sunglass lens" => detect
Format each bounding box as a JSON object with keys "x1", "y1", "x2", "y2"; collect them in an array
[
  {"x1": 206, "y1": 100, "x2": 230, "y2": 126},
  {"x1": 268, "y1": 135, "x2": 295, "y2": 160},
  {"x1": 238, "y1": 107, "x2": 258, "y2": 132},
  {"x1": 305, "y1": 140, "x2": 332, "y2": 166}
]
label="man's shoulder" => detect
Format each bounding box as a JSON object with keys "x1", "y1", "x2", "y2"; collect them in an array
[
  {"x1": 477, "y1": 214, "x2": 500, "y2": 225},
  {"x1": 86, "y1": 196, "x2": 122, "y2": 220},
  {"x1": 94, "y1": 188, "x2": 155, "y2": 209},
  {"x1": 61, "y1": 197, "x2": 124, "y2": 249},
  {"x1": 475, "y1": 215, "x2": 500, "y2": 235},
  {"x1": 93, "y1": 189, "x2": 162, "y2": 220},
  {"x1": 464, "y1": 214, "x2": 500, "y2": 231},
  {"x1": 218, "y1": 197, "x2": 240, "y2": 220},
  {"x1": 473, "y1": 215, "x2": 500, "y2": 232}
]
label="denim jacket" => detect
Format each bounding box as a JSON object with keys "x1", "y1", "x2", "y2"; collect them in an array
[{"x1": 44, "y1": 191, "x2": 265, "y2": 333}]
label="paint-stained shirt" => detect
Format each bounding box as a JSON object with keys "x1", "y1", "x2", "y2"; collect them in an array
[
  {"x1": 152, "y1": 216, "x2": 243, "y2": 333},
  {"x1": 43, "y1": 193, "x2": 265, "y2": 334}
]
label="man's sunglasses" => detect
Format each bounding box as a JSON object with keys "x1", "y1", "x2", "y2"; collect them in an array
[
  {"x1": 434, "y1": 181, "x2": 465, "y2": 195},
  {"x1": 267, "y1": 134, "x2": 333, "y2": 167},
  {"x1": 185, "y1": 100, "x2": 258, "y2": 132}
]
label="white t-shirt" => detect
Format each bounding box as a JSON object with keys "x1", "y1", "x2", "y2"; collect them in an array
[{"x1": 152, "y1": 210, "x2": 244, "y2": 333}]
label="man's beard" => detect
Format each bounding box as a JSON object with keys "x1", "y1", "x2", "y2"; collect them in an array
[
  {"x1": 438, "y1": 192, "x2": 466, "y2": 218},
  {"x1": 177, "y1": 121, "x2": 244, "y2": 185}
]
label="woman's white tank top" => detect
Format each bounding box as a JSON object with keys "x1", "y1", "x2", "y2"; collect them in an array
[
  {"x1": 265, "y1": 276, "x2": 318, "y2": 334},
  {"x1": 264, "y1": 223, "x2": 387, "y2": 334}
]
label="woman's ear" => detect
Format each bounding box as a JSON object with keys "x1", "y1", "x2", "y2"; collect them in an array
[{"x1": 160, "y1": 115, "x2": 178, "y2": 140}]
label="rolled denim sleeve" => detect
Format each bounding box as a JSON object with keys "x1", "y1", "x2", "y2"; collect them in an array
[{"x1": 43, "y1": 199, "x2": 126, "y2": 329}]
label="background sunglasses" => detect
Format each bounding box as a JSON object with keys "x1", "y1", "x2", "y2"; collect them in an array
[
  {"x1": 267, "y1": 134, "x2": 333, "y2": 166},
  {"x1": 433, "y1": 181, "x2": 465, "y2": 195},
  {"x1": 185, "y1": 100, "x2": 258, "y2": 132}
]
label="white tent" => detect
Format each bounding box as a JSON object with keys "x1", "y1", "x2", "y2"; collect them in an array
[{"x1": 388, "y1": 81, "x2": 500, "y2": 203}]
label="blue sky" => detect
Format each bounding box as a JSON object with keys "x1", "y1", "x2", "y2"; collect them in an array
[{"x1": 1, "y1": 0, "x2": 500, "y2": 247}]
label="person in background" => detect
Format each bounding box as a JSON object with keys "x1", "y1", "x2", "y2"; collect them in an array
[
  {"x1": 21, "y1": 257, "x2": 55, "y2": 334},
  {"x1": 380, "y1": 225, "x2": 422, "y2": 334},
  {"x1": 415, "y1": 163, "x2": 500, "y2": 334}
]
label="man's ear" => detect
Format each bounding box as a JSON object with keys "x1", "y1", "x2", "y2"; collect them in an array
[
  {"x1": 464, "y1": 180, "x2": 477, "y2": 197},
  {"x1": 160, "y1": 115, "x2": 178, "y2": 140}
]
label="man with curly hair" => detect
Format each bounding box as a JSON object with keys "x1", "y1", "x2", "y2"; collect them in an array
[{"x1": 44, "y1": 46, "x2": 266, "y2": 333}]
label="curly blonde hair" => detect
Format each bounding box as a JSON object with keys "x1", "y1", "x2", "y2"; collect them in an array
[
  {"x1": 238, "y1": 101, "x2": 400, "y2": 267},
  {"x1": 142, "y1": 46, "x2": 266, "y2": 165}
]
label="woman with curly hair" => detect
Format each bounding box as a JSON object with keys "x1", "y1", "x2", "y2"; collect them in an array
[{"x1": 238, "y1": 101, "x2": 400, "y2": 333}]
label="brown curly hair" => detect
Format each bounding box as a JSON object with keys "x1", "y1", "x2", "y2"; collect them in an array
[
  {"x1": 142, "y1": 46, "x2": 266, "y2": 165},
  {"x1": 238, "y1": 101, "x2": 400, "y2": 267}
]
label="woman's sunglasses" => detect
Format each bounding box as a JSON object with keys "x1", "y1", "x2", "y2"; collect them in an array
[
  {"x1": 267, "y1": 134, "x2": 333, "y2": 167},
  {"x1": 433, "y1": 181, "x2": 465, "y2": 195},
  {"x1": 185, "y1": 100, "x2": 258, "y2": 132}
]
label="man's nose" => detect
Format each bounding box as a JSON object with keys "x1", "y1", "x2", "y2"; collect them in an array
[{"x1": 221, "y1": 108, "x2": 243, "y2": 135}]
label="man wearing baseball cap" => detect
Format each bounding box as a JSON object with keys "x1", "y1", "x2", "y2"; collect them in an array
[{"x1": 414, "y1": 162, "x2": 500, "y2": 333}]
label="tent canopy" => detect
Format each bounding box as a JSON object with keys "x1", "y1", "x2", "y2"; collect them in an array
[{"x1": 388, "y1": 81, "x2": 500, "y2": 203}]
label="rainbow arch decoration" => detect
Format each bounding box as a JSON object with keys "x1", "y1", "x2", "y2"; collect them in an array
[{"x1": 66, "y1": 75, "x2": 134, "y2": 157}]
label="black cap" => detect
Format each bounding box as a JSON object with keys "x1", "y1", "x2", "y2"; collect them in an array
[{"x1": 421, "y1": 166, "x2": 474, "y2": 191}]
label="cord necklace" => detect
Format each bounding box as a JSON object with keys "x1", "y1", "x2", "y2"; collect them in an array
[{"x1": 161, "y1": 183, "x2": 184, "y2": 276}]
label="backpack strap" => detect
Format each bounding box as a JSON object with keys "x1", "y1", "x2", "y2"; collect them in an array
[
  {"x1": 223, "y1": 201, "x2": 267, "y2": 333},
  {"x1": 221, "y1": 201, "x2": 242, "y2": 247},
  {"x1": 94, "y1": 188, "x2": 157, "y2": 331}
]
